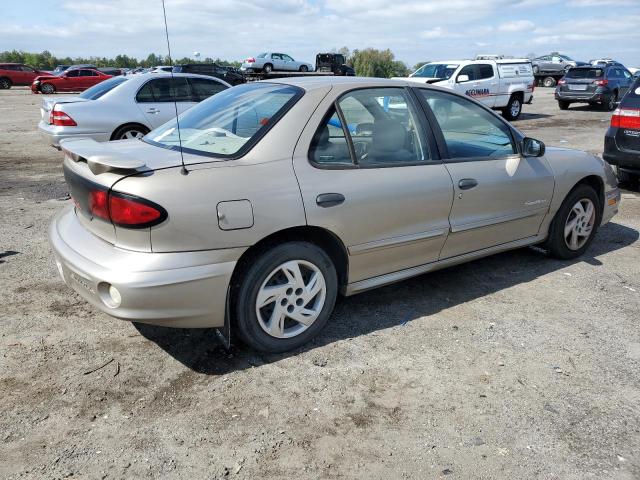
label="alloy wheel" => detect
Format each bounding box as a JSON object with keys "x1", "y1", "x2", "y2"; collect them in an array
[
  {"x1": 41, "y1": 84, "x2": 54, "y2": 94},
  {"x1": 255, "y1": 260, "x2": 327, "y2": 339},
  {"x1": 564, "y1": 198, "x2": 595, "y2": 251},
  {"x1": 0, "y1": 79, "x2": 9, "y2": 89},
  {"x1": 510, "y1": 99, "x2": 521, "y2": 118},
  {"x1": 120, "y1": 129, "x2": 145, "y2": 140}
]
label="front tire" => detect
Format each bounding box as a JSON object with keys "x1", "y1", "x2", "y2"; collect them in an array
[
  {"x1": 602, "y1": 91, "x2": 617, "y2": 111},
  {"x1": 558, "y1": 100, "x2": 571, "y2": 110},
  {"x1": 502, "y1": 95, "x2": 522, "y2": 120},
  {"x1": 0, "y1": 77, "x2": 11, "y2": 89},
  {"x1": 546, "y1": 184, "x2": 601, "y2": 260},
  {"x1": 234, "y1": 242, "x2": 338, "y2": 353},
  {"x1": 40, "y1": 83, "x2": 56, "y2": 94},
  {"x1": 299, "y1": 65, "x2": 309, "y2": 72},
  {"x1": 543, "y1": 76, "x2": 557, "y2": 88}
]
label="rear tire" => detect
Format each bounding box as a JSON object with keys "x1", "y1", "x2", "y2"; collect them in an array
[
  {"x1": 112, "y1": 124, "x2": 149, "y2": 141},
  {"x1": 0, "y1": 77, "x2": 11, "y2": 89},
  {"x1": 40, "y1": 83, "x2": 56, "y2": 94},
  {"x1": 502, "y1": 95, "x2": 523, "y2": 120},
  {"x1": 233, "y1": 241, "x2": 338, "y2": 353},
  {"x1": 263, "y1": 63, "x2": 273, "y2": 73},
  {"x1": 558, "y1": 100, "x2": 571, "y2": 110},
  {"x1": 543, "y1": 76, "x2": 557, "y2": 88},
  {"x1": 602, "y1": 91, "x2": 617, "y2": 111},
  {"x1": 299, "y1": 65, "x2": 308, "y2": 72},
  {"x1": 545, "y1": 184, "x2": 601, "y2": 260}
]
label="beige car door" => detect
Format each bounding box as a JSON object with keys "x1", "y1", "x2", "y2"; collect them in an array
[
  {"x1": 416, "y1": 88, "x2": 555, "y2": 259},
  {"x1": 293, "y1": 86, "x2": 454, "y2": 284}
]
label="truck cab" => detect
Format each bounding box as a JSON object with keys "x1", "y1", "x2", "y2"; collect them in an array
[{"x1": 398, "y1": 59, "x2": 535, "y2": 120}]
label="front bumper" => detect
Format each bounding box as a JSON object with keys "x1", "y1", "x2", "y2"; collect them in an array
[
  {"x1": 602, "y1": 188, "x2": 621, "y2": 225},
  {"x1": 49, "y1": 206, "x2": 239, "y2": 328},
  {"x1": 38, "y1": 120, "x2": 111, "y2": 148}
]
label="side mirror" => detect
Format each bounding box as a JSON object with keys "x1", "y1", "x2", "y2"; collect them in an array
[
  {"x1": 457, "y1": 74, "x2": 470, "y2": 83},
  {"x1": 522, "y1": 137, "x2": 545, "y2": 157}
]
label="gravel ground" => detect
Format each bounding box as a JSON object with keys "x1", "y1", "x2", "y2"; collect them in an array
[{"x1": 1, "y1": 86, "x2": 639, "y2": 480}]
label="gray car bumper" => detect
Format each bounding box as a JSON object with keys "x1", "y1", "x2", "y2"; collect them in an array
[{"x1": 49, "y1": 206, "x2": 239, "y2": 328}]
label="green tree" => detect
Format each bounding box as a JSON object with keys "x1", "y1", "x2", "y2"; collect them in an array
[{"x1": 349, "y1": 48, "x2": 407, "y2": 78}]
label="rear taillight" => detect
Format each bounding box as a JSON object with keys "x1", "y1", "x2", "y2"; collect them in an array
[
  {"x1": 246, "y1": 57, "x2": 256, "y2": 63},
  {"x1": 50, "y1": 109, "x2": 77, "y2": 126},
  {"x1": 72, "y1": 186, "x2": 166, "y2": 228},
  {"x1": 557, "y1": 79, "x2": 566, "y2": 85},
  {"x1": 611, "y1": 107, "x2": 640, "y2": 129},
  {"x1": 595, "y1": 79, "x2": 608, "y2": 87}
]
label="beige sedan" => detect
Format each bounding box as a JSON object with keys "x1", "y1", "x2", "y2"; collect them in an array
[{"x1": 49, "y1": 77, "x2": 621, "y2": 352}]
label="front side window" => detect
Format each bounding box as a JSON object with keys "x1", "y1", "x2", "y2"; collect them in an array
[
  {"x1": 310, "y1": 87, "x2": 429, "y2": 167},
  {"x1": 419, "y1": 89, "x2": 515, "y2": 159},
  {"x1": 282, "y1": 54, "x2": 294, "y2": 62},
  {"x1": 188, "y1": 78, "x2": 227, "y2": 101},
  {"x1": 146, "y1": 83, "x2": 302, "y2": 157},
  {"x1": 412, "y1": 63, "x2": 458, "y2": 80},
  {"x1": 136, "y1": 77, "x2": 192, "y2": 103},
  {"x1": 66, "y1": 70, "x2": 79, "y2": 78},
  {"x1": 457, "y1": 65, "x2": 476, "y2": 81}
]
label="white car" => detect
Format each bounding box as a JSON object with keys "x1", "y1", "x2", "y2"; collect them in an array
[
  {"x1": 395, "y1": 59, "x2": 535, "y2": 120},
  {"x1": 38, "y1": 73, "x2": 230, "y2": 147}
]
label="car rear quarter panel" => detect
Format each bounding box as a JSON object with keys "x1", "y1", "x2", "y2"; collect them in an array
[{"x1": 113, "y1": 83, "x2": 333, "y2": 253}]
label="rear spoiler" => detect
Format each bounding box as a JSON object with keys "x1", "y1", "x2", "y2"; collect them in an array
[{"x1": 60, "y1": 138, "x2": 146, "y2": 175}]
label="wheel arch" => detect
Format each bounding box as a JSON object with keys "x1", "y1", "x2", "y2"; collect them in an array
[
  {"x1": 574, "y1": 174, "x2": 605, "y2": 210},
  {"x1": 110, "y1": 122, "x2": 151, "y2": 140},
  {"x1": 230, "y1": 225, "x2": 349, "y2": 294}
]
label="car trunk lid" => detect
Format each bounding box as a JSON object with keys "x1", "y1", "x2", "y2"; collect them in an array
[
  {"x1": 40, "y1": 96, "x2": 89, "y2": 123},
  {"x1": 560, "y1": 68, "x2": 604, "y2": 94}
]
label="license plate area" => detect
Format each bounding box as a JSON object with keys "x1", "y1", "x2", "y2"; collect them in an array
[{"x1": 568, "y1": 84, "x2": 588, "y2": 91}]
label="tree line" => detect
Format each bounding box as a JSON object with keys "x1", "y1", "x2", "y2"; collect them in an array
[{"x1": 1, "y1": 48, "x2": 429, "y2": 78}]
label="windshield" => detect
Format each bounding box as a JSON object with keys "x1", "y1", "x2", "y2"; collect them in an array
[
  {"x1": 412, "y1": 63, "x2": 458, "y2": 79},
  {"x1": 566, "y1": 68, "x2": 603, "y2": 79},
  {"x1": 561, "y1": 55, "x2": 574, "y2": 61},
  {"x1": 78, "y1": 77, "x2": 128, "y2": 100},
  {"x1": 257, "y1": 53, "x2": 267, "y2": 58},
  {"x1": 146, "y1": 82, "x2": 303, "y2": 158}
]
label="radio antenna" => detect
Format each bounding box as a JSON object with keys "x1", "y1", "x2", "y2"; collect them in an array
[{"x1": 161, "y1": 0, "x2": 188, "y2": 175}]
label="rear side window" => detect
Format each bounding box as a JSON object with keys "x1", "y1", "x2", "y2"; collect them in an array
[
  {"x1": 136, "y1": 77, "x2": 192, "y2": 103},
  {"x1": 310, "y1": 87, "x2": 430, "y2": 167},
  {"x1": 419, "y1": 89, "x2": 515, "y2": 160},
  {"x1": 79, "y1": 76, "x2": 128, "y2": 100},
  {"x1": 146, "y1": 83, "x2": 303, "y2": 158},
  {"x1": 66, "y1": 70, "x2": 80, "y2": 77},
  {"x1": 566, "y1": 68, "x2": 603, "y2": 79},
  {"x1": 478, "y1": 64, "x2": 494, "y2": 79},
  {"x1": 188, "y1": 78, "x2": 227, "y2": 101}
]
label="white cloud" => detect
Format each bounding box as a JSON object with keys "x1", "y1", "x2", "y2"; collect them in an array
[{"x1": 498, "y1": 20, "x2": 535, "y2": 32}]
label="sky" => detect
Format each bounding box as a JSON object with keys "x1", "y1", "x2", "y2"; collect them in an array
[{"x1": 3, "y1": 0, "x2": 640, "y2": 69}]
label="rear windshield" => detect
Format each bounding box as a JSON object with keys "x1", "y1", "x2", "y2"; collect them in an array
[
  {"x1": 79, "y1": 76, "x2": 128, "y2": 100},
  {"x1": 412, "y1": 63, "x2": 458, "y2": 79},
  {"x1": 566, "y1": 68, "x2": 603, "y2": 79},
  {"x1": 145, "y1": 82, "x2": 303, "y2": 158}
]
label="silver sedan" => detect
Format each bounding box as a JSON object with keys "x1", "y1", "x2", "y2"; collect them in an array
[
  {"x1": 241, "y1": 52, "x2": 314, "y2": 73},
  {"x1": 49, "y1": 77, "x2": 620, "y2": 353},
  {"x1": 38, "y1": 73, "x2": 230, "y2": 147}
]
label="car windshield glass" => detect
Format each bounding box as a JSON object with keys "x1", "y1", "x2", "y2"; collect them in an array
[
  {"x1": 566, "y1": 68, "x2": 603, "y2": 79},
  {"x1": 257, "y1": 53, "x2": 267, "y2": 58},
  {"x1": 561, "y1": 55, "x2": 574, "y2": 61},
  {"x1": 146, "y1": 82, "x2": 302, "y2": 158},
  {"x1": 78, "y1": 77, "x2": 128, "y2": 100},
  {"x1": 412, "y1": 63, "x2": 458, "y2": 79}
]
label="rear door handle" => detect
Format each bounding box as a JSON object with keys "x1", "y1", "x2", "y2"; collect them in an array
[
  {"x1": 458, "y1": 178, "x2": 478, "y2": 190},
  {"x1": 146, "y1": 108, "x2": 160, "y2": 114},
  {"x1": 316, "y1": 193, "x2": 345, "y2": 208}
]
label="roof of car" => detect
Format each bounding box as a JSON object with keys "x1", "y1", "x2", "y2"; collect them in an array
[
  {"x1": 267, "y1": 76, "x2": 420, "y2": 91},
  {"x1": 123, "y1": 72, "x2": 231, "y2": 87}
]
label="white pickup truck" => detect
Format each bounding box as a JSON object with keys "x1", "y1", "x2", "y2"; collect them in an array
[{"x1": 396, "y1": 59, "x2": 535, "y2": 120}]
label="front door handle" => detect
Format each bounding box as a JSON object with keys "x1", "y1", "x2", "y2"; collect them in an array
[
  {"x1": 458, "y1": 178, "x2": 478, "y2": 190},
  {"x1": 316, "y1": 193, "x2": 345, "y2": 208},
  {"x1": 146, "y1": 108, "x2": 160, "y2": 114}
]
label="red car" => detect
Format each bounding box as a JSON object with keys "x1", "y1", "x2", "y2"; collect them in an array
[
  {"x1": 0, "y1": 63, "x2": 49, "y2": 89},
  {"x1": 32, "y1": 68, "x2": 112, "y2": 94}
]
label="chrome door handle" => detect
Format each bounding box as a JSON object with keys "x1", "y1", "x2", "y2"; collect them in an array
[
  {"x1": 146, "y1": 108, "x2": 160, "y2": 114},
  {"x1": 458, "y1": 178, "x2": 478, "y2": 190},
  {"x1": 316, "y1": 193, "x2": 345, "y2": 208}
]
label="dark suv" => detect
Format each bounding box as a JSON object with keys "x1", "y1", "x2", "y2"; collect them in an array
[
  {"x1": 555, "y1": 65, "x2": 634, "y2": 111},
  {"x1": 172, "y1": 64, "x2": 245, "y2": 86},
  {"x1": 604, "y1": 77, "x2": 640, "y2": 185}
]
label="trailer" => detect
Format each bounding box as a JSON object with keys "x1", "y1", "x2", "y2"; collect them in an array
[
  {"x1": 534, "y1": 71, "x2": 566, "y2": 88},
  {"x1": 242, "y1": 53, "x2": 355, "y2": 82}
]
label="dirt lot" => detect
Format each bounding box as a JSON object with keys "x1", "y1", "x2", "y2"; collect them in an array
[{"x1": 1, "y1": 86, "x2": 639, "y2": 480}]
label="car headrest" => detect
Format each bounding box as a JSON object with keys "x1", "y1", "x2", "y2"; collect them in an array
[{"x1": 372, "y1": 119, "x2": 406, "y2": 152}]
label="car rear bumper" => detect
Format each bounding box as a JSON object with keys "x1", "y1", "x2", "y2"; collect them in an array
[
  {"x1": 555, "y1": 90, "x2": 606, "y2": 103},
  {"x1": 49, "y1": 205, "x2": 241, "y2": 328},
  {"x1": 604, "y1": 133, "x2": 640, "y2": 173},
  {"x1": 38, "y1": 120, "x2": 111, "y2": 147}
]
